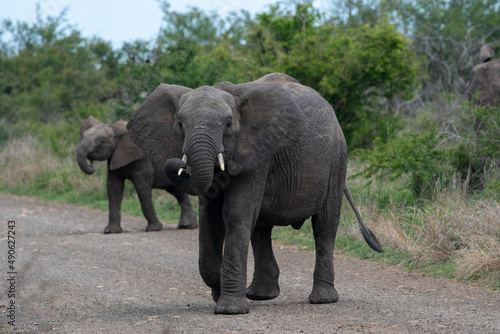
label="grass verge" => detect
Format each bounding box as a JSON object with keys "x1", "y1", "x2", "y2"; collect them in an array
[{"x1": 272, "y1": 187, "x2": 500, "y2": 289}]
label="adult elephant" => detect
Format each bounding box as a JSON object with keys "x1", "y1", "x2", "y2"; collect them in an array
[
  {"x1": 76, "y1": 116, "x2": 197, "y2": 233},
  {"x1": 467, "y1": 44, "x2": 500, "y2": 106},
  {"x1": 127, "y1": 73, "x2": 382, "y2": 314}
]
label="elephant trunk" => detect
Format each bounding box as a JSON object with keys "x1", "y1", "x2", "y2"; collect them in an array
[
  {"x1": 188, "y1": 133, "x2": 217, "y2": 194},
  {"x1": 164, "y1": 132, "x2": 217, "y2": 196},
  {"x1": 76, "y1": 137, "x2": 96, "y2": 175}
]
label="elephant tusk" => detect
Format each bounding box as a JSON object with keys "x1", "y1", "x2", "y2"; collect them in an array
[
  {"x1": 178, "y1": 154, "x2": 188, "y2": 176},
  {"x1": 217, "y1": 153, "x2": 225, "y2": 171}
]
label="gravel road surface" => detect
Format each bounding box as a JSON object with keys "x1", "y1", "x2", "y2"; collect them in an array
[{"x1": 0, "y1": 194, "x2": 498, "y2": 333}]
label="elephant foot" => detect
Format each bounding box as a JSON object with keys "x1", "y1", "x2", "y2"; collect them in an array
[
  {"x1": 104, "y1": 224, "x2": 123, "y2": 234},
  {"x1": 145, "y1": 222, "x2": 163, "y2": 232},
  {"x1": 177, "y1": 212, "x2": 198, "y2": 229},
  {"x1": 214, "y1": 295, "x2": 250, "y2": 315},
  {"x1": 246, "y1": 280, "x2": 280, "y2": 301},
  {"x1": 308, "y1": 283, "x2": 339, "y2": 304}
]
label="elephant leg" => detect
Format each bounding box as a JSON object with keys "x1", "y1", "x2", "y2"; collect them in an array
[
  {"x1": 246, "y1": 225, "x2": 280, "y2": 300},
  {"x1": 132, "y1": 175, "x2": 163, "y2": 232},
  {"x1": 214, "y1": 174, "x2": 266, "y2": 314},
  {"x1": 308, "y1": 169, "x2": 345, "y2": 304},
  {"x1": 165, "y1": 185, "x2": 197, "y2": 229},
  {"x1": 198, "y1": 195, "x2": 225, "y2": 302},
  {"x1": 105, "y1": 171, "x2": 125, "y2": 233},
  {"x1": 308, "y1": 210, "x2": 339, "y2": 303}
]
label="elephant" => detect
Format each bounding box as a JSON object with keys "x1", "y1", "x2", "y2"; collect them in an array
[
  {"x1": 127, "y1": 73, "x2": 382, "y2": 314},
  {"x1": 467, "y1": 44, "x2": 500, "y2": 106},
  {"x1": 76, "y1": 116, "x2": 197, "y2": 233}
]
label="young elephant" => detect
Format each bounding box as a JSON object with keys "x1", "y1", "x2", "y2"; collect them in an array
[
  {"x1": 127, "y1": 73, "x2": 382, "y2": 314},
  {"x1": 76, "y1": 116, "x2": 197, "y2": 233}
]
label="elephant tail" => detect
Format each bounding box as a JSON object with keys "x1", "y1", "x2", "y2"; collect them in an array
[{"x1": 344, "y1": 187, "x2": 384, "y2": 253}]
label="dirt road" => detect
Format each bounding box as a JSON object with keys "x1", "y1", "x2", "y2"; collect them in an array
[{"x1": 0, "y1": 194, "x2": 498, "y2": 333}]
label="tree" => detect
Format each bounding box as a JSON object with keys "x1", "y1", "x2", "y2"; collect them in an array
[
  {"x1": 116, "y1": 1, "x2": 250, "y2": 117},
  {"x1": 327, "y1": 0, "x2": 500, "y2": 104},
  {"x1": 402, "y1": 0, "x2": 500, "y2": 101},
  {"x1": 245, "y1": 2, "x2": 420, "y2": 148},
  {"x1": 0, "y1": 6, "x2": 118, "y2": 123}
]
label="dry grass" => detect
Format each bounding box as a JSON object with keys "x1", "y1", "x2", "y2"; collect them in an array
[
  {"x1": 342, "y1": 188, "x2": 500, "y2": 283},
  {"x1": 457, "y1": 237, "x2": 500, "y2": 281},
  {"x1": 0, "y1": 135, "x2": 105, "y2": 195},
  {"x1": 0, "y1": 135, "x2": 45, "y2": 187}
]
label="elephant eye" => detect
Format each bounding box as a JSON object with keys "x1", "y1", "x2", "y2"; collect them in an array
[
  {"x1": 177, "y1": 121, "x2": 183, "y2": 130},
  {"x1": 226, "y1": 118, "x2": 232, "y2": 129}
]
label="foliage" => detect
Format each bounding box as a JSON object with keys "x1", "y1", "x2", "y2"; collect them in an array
[
  {"x1": 355, "y1": 131, "x2": 452, "y2": 198},
  {"x1": 328, "y1": 0, "x2": 403, "y2": 27},
  {"x1": 244, "y1": 2, "x2": 420, "y2": 148},
  {"x1": 398, "y1": 0, "x2": 500, "y2": 41},
  {"x1": 115, "y1": 2, "x2": 250, "y2": 118},
  {"x1": 245, "y1": 2, "x2": 321, "y2": 72},
  {"x1": 0, "y1": 7, "x2": 118, "y2": 124},
  {"x1": 355, "y1": 98, "x2": 500, "y2": 200},
  {"x1": 441, "y1": 101, "x2": 500, "y2": 197},
  {"x1": 401, "y1": 0, "x2": 500, "y2": 100},
  {"x1": 330, "y1": 0, "x2": 500, "y2": 107}
]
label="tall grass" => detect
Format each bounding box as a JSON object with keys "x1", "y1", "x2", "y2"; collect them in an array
[
  {"x1": 0, "y1": 135, "x2": 104, "y2": 197},
  {"x1": 338, "y1": 178, "x2": 500, "y2": 287}
]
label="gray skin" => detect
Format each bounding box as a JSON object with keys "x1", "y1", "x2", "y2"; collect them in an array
[
  {"x1": 467, "y1": 44, "x2": 500, "y2": 106},
  {"x1": 76, "y1": 116, "x2": 197, "y2": 233},
  {"x1": 127, "y1": 73, "x2": 382, "y2": 314}
]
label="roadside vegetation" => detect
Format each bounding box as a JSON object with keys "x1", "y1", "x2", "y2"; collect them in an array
[{"x1": 1, "y1": 1, "x2": 499, "y2": 288}]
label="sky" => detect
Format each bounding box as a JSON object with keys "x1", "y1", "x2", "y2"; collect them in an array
[{"x1": 1, "y1": 0, "x2": 330, "y2": 48}]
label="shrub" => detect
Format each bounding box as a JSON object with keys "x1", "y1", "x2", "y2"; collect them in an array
[
  {"x1": 355, "y1": 98, "x2": 500, "y2": 201},
  {"x1": 354, "y1": 131, "x2": 453, "y2": 199}
]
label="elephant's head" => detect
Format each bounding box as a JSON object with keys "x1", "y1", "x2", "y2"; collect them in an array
[
  {"x1": 127, "y1": 75, "x2": 309, "y2": 195},
  {"x1": 76, "y1": 116, "x2": 144, "y2": 175}
]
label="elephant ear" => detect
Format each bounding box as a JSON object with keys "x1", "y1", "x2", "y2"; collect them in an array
[
  {"x1": 127, "y1": 84, "x2": 192, "y2": 169},
  {"x1": 80, "y1": 116, "x2": 102, "y2": 140},
  {"x1": 221, "y1": 81, "x2": 309, "y2": 175},
  {"x1": 109, "y1": 121, "x2": 145, "y2": 171}
]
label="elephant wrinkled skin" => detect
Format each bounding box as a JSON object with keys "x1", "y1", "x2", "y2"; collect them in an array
[
  {"x1": 76, "y1": 116, "x2": 197, "y2": 233},
  {"x1": 127, "y1": 73, "x2": 382, "y2": 314}
]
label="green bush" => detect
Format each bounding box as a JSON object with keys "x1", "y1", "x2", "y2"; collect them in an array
[
  {"x1": 244, "y1": 3, "x2": 420, "y2": 149},
  {"x1": 355, "y1": 100, "x2": 500, "y2": 201},
  {"x1": 355, "y1": 131, "x2": 452, "y2": 199}
]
